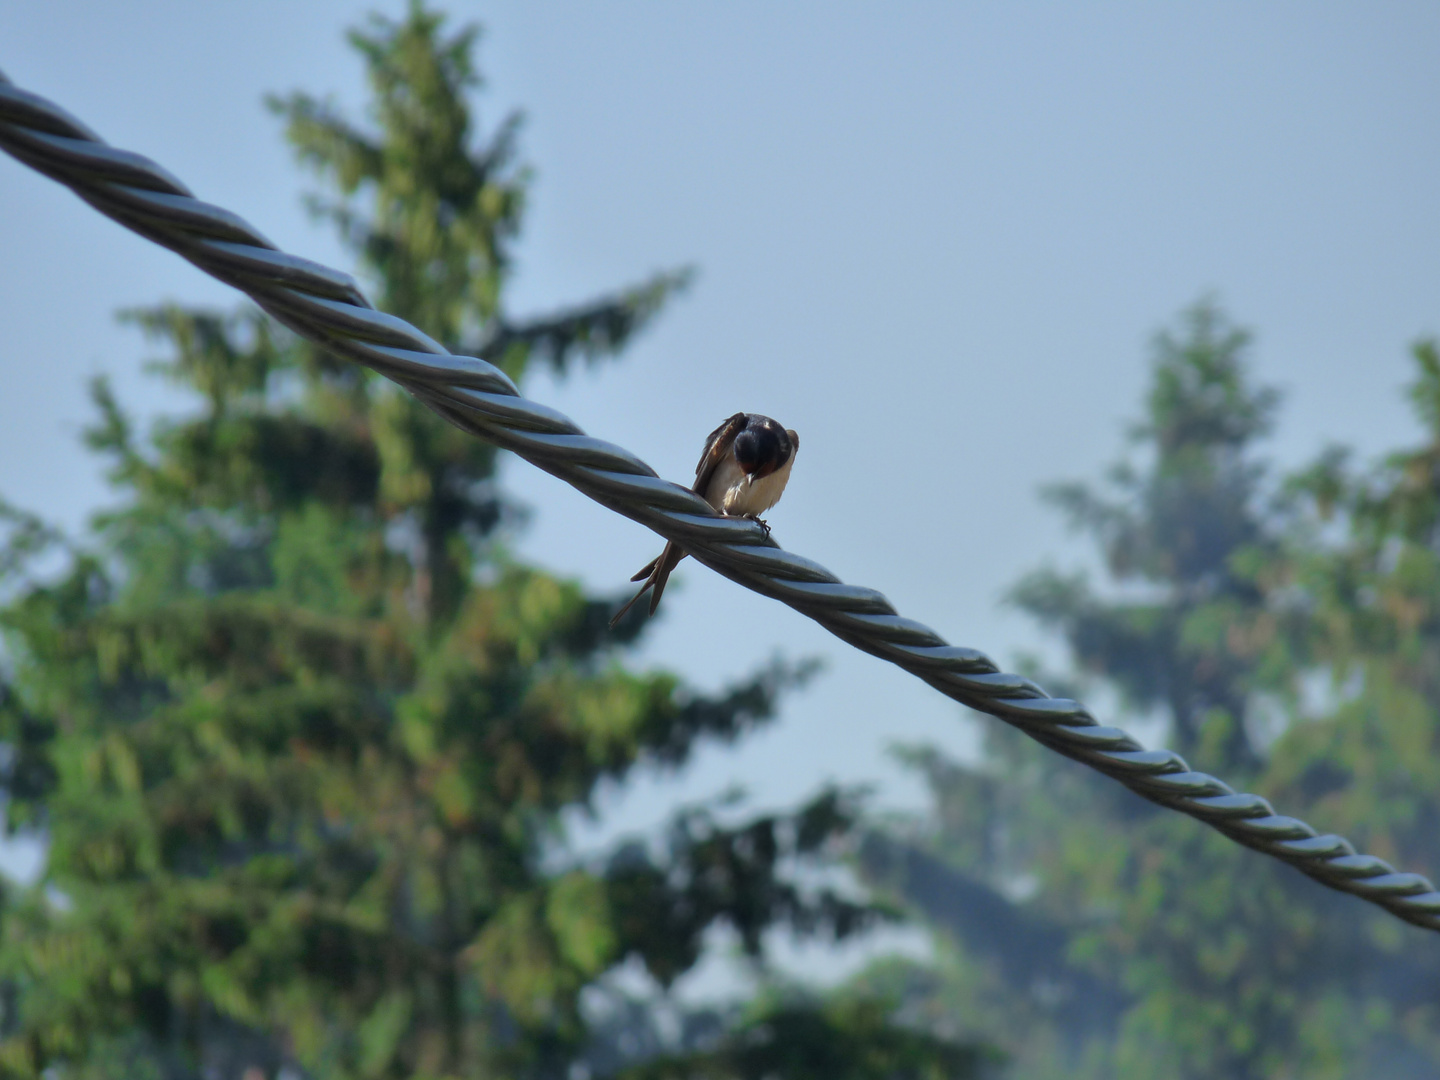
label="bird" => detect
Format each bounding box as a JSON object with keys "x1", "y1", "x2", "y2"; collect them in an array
[{"x1": 610, "y1": 412, "x2": 799, "y2": 627}]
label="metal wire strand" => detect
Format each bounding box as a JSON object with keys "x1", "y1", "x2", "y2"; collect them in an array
[{"x1": 2, "y1": 70, "x2": 1437, "y2": 933}]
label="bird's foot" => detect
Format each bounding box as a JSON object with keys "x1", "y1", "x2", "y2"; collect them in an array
[{"x1": 744, "y1": 514, "x2": 772, "y2": 539}]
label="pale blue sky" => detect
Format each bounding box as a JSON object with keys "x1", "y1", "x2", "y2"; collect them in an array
[{"x1": 3, "y1": 3, "x2": 1439, "y2": 866}]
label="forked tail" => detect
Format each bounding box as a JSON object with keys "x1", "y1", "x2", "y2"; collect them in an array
[{"x1": 609, "y1": 542, "x2": 686, "y2": 627}]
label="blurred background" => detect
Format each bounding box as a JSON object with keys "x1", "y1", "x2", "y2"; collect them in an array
[{"x1": 2, "y1": 4, "x2": 1439, "y2": 1078}]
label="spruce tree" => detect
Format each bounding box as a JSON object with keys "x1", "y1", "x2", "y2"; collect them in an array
[
  {"x1": 856, "y1": 303, "x2": 1440, "y2": 1078},
  {"x1": 0, "y1": 9, "x2": 971, "y2": 1078}
]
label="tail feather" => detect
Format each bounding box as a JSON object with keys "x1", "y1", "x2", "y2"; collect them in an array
[
  {"x1": 610, "y1": 542, "x2": 686, "y2": 628},
  {"x1": 608, "y1": 580, "x2": 654, "y2": 628},
  {"x1": 647, "y1": 543, "x2": 685, "y2": 615},
  {"x1": 630, "y1": 555, "x2": 660, "y2": 583}
]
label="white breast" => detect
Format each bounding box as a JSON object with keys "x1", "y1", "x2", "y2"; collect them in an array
[{"x1": 702, "y1": 454, "x2": 795, "y2": 517}]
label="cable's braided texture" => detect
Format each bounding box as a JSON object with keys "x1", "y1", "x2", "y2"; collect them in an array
[{"x1": 3, "y1": 71, "x2": 1438, "y2": 933}]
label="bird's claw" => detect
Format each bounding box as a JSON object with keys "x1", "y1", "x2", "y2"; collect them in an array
[{"x1": 744, "y1": 514, "x2": 772, "y2": 539}]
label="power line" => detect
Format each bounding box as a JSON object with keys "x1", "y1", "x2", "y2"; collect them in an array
[{"x1": 2, "y1": 69, "x2": 1437, "y2": 932}]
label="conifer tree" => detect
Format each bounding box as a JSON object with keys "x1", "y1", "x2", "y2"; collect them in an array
[
  {"x1": 856, "y1": 304, "x2": 1440, "y2": 1078},
  {"x1": 0, "y1": 9, "x2": 978, "y2": 1078}
]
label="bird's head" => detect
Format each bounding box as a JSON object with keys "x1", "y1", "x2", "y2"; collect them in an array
[{"x1": 734, "y1": 415, "x2": 796, "y2": 480}]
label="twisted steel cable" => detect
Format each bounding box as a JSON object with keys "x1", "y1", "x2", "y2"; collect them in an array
[{"x1": 2, "y1": 71, "x2": 1437, "y2": 934}]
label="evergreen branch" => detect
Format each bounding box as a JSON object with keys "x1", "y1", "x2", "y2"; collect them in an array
[{"x1": 475, "y1": 267, "x2": 695, "y2": 374}]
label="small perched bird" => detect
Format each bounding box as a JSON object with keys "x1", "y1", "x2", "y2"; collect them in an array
[{"x1": 611, "y1": 412, "x2": 799, "y2": 627}]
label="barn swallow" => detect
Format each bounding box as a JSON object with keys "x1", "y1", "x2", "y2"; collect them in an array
[{"x1": 610, "y1": 412, "x2": 799, "y2": 627}]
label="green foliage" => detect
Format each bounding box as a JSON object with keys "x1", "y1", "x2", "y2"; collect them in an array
[
  {"x1": 617, "y1": 990, "x2": 995, "y2": 1080},
  {"x1": 1008, "y1": 303, "x2": 1284, "y2": 768},
  {"x1": 860, "y1": 303, "x2": 1440, "y2": 1078},
  {"x1": 0, "y1": 8, "x2": 961, "y2": 1078},
  {"x1": 268, "y1": 5, "x2": 691, "y2": 377}
]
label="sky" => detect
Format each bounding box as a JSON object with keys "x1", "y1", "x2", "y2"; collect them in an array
[{"x1": 2, "y1": 3, "x2": 1440, "y2": 889}]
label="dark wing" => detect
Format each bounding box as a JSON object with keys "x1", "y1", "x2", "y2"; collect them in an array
[{"x1": 692, "y1": 412, "x2": 747, "y2": 495}]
